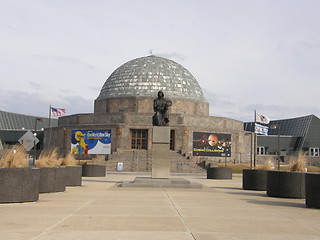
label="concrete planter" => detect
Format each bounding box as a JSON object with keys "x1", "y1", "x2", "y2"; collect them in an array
[
  {"x1": 242, "y1": 169, "x2": 267, "y2": 190},
  {"x1": 267, "y1": 170, "x2": 305, "y2": 198},
  {"x1": 82, "y1": 164, "x2": 106, "y2": 177},
  {"x1": 0, "y1": 167, "x2": 40, "y2": 203},
  {"x1": 39, "y1": 166, "x2": 67, "y2": 193},
  {"x1": 65, "y1": 166, "x2": 82, "y2": 186},
  {"x1": 207, "y1": 167, "x2": 232, "y2": 179},
  {"x1": 305, "y1": 173, "x2": 320, "y2": 208}
]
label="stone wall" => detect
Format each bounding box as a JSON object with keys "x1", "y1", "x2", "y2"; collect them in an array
[
  {"x1": 94, "y1": 97, "x2": 209, "y2": 116},
  {"x1": 46, "y1": 108, "x2": 251, "y2": 163}
]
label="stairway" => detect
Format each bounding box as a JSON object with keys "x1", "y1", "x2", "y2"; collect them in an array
[{"x1": 104, "y1": 150, "x2": 206, "y2": 173}]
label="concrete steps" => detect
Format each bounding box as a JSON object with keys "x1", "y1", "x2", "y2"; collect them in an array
[{"x1": 104, "y1": 150, "x2": 205, "y2": 173}]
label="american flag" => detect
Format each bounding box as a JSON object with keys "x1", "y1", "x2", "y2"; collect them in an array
[{"x1": 51, "y1": 107, "x2": 66, "y2": 117}]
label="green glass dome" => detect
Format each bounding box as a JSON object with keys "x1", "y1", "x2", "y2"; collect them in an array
[{"x1": 96, "y1": 55, "x2": 206, "y2": 102}]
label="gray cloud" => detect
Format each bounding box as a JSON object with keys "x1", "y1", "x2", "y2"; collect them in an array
[
  {"x1": 28, "y1": 81, "x2": 43, "y2": 90},
  {"x1": 0, "y1": 89, "x2": 93, "y2": 117},
  {"x1": 157, "y1": 52, "x2": 187, "y2": 62},
  {"x1": 26, "y1": 54, "x2": 96, "y2": 70},
  {"x1": 1, "y1": 0, "x2": 320, "y2": 122}
]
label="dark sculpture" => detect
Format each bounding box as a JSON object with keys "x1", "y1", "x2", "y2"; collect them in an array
[{"x1": 153, "y1": 90, "x2": 172, "y2": 126}]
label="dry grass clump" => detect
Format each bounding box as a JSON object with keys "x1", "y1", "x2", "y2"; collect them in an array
[
  {"x1": 35, "y1": 148, "x2": 63, "y2": 167},
  {"x1": 307, "y1": 166, "x2": 320, "y2": 173},
  {"x1": 62, "y1": 152, "x2": 78, "y2": 166},
  {"x1": 217, "y1": 164, "x2": 250, "y2": 173},
  {"x1": 288, "y1": 152, "x2": 307, "y2": 172},
  {"x1": 0, "y1": 144, "x2": 29, "y2": 168},
  {"x1": 35, "y1": 149, "x2": 78, "y2": 167},
  {"x1": 255, "y1": 160, "x2": 275, "y2": 170}
]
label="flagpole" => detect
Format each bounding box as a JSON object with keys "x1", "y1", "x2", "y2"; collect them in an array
[
  {"x1": 48, "y1": 105, "x2": 52, "y2": 150},
  {"x1": 253, "y1": 110, "x2": 257, "y2": 168},
  {"x1": 48, "y1": 105, "x2": 51, "y2": 128}
]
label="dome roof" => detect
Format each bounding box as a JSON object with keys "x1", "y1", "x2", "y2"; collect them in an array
[{"x1": 96, "y1": 55, "x2": 206, "y2": 102}]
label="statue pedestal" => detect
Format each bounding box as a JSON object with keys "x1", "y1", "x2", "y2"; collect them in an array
[
  {"x1": 120, "y1": 126, "x2": 203, "y2": 189},
  {"x1": 121, "y1": 177, "x2": 202, "y2": 188},
  {"x1": 152, "y1": 127, "x2": 170, "y2": 179}
]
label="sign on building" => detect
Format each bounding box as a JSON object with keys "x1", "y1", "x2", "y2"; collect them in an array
[
  {"x1": 193, "y1": 132, "x2": 231, "y2": 157},
  {"x1": 71, "y1": 130, "x2": 111, "y2": 154}
]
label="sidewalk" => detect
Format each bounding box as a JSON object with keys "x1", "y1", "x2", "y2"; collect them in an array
[{"x1": 0, "y1": 172, "x2": 319, "y2": 240}]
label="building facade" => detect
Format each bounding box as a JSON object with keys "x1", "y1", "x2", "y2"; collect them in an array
[
  {"x1": 0, "y1": 110, "x2": 57, "y2": 157},
  {"x1": 245, "y1": 115, "x2": 320, "y2": 166},
  {"x1": 45, "y1": 55, "x2": 252, "y2": 169}
]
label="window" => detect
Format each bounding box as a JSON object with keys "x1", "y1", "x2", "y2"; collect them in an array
[
  {"x1": 257, "y1": 146, "x2": 265, "y2": 155},
  {"x1": 170, "y1": 130, "x2": 175, "y2": 151},
  {"x1": 131, "y1": 129, "x2": 148, "y2": 150},
  {"x1": 309, "y1": 147, "x2": 319, "y2": 157}
]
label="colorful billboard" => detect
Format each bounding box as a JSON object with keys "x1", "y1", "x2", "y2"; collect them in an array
[
  {"x1": 193, "y1": 132, "x2": 231, "y2": 157},
  {"x1": 71, "y1": 130, "x2": 111, "y2": 154}
]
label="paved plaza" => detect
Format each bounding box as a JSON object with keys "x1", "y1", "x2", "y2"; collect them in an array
[{"x1": 1, "y1": 172, "x2": 319, "y2": 240}]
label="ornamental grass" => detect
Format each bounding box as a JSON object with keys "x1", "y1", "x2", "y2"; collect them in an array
[
  {"x1": 35, "y1": 148, "x2": 63, "y2": 167},
  {"x1": 0, "y1": 144, "x2": 29, "y2": 168},
  {"x1": 288, "y1": 152, "x2": 307, "y2": 172},
  {"x1": 61, "y1": 152, "x2": 78, "y2": 166},
  {"x1": 35, "y1": 149, "x2": 78, "y2": 167},
  {"x1": 255, "y1": 160, "x2": 275, "y2": 170}
]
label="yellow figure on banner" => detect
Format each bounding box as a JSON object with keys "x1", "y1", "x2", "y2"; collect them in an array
[{"x1": 72, "y1": 131, "x2": 89, "y2": 154}]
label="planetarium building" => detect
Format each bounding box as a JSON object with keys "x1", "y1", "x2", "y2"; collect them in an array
[{"x1": 46, "y1": 55, "x2": 251, "y2": 172}]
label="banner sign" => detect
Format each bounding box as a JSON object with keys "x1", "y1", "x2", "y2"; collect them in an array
[
  {"x1": 255, "y1": 123, "x2": 268, "y2": 135},
  {"x1": 193, "y1": 132, "x2": 231, "y2": 157},
  {"x1": 71, "y1": 130, "x2": 111, "y2": 154}
]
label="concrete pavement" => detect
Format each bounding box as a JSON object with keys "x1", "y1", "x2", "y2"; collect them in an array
[{"x1": 0, "y1": 172, "x2": 319, "y2": 240}]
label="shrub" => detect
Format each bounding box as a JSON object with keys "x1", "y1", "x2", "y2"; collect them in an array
[
  {"x1": 0, "y1": 144, "x2": 29, "y2": 168},
  {"x1": 288, "y1": 152, "x2": 307, "y2": 172},
  {"x1": 62, "y1": 152, "x2": 78, "y2": 166},
  {"x1": 35, "y1": 148, "x2": 62, "y2": 167},
  {"x1": 255, "y1": 160, "x2": 275, "y2": 170}
]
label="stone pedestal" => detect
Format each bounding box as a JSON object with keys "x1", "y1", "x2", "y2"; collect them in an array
[
  {"x1": 121, "y1": 177, "x2": 202, "y2": 188},
  {"x1": 152, "y1": 127, "x2": 170, "y2": 179}
]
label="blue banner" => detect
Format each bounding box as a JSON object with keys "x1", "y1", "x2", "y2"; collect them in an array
[{"x1": 71, "y1": 130, "x2": 111, "y2": 154}]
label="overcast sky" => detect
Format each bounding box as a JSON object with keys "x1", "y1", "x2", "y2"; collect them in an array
[{"x1": 1, "y1": 0, "x2": 320, "y2": 122}]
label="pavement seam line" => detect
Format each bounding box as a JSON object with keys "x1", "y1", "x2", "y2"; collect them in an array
[
  {"x1": 31, "y1": 200, "x2": 93, "y2": 240},
  {"x1": 164, "y1": 190, "x2": 197, "y2": 240}
]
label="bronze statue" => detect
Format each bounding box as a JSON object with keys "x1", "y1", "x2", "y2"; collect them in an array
[{"x1": 153, "y1": 90, "x2": 172, "y2": 126}]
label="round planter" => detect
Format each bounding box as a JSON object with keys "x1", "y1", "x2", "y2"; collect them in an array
[
  {"x1": 0, "y1": 167, "x2": 40, "y2": 203},
  {"x1": 267, "y1": 170, "x2": 305, "y2": 198},
  {"x1": 82, "y1": 165, "x2": 106, "y2": 177},
  {"x1": 207, "y1": 167, "x2": 232, "y2": 179},
  {"x1": 305, "y1": 173, "x2": 320, "y2": 208},
  {"x1": 65, "y1": 166, "x2": 82, "y2": 186},
  {"x1": 39, "y1": 166, "x2": 67, "y2": 193},
  {"x1": 242, "y1": 169, "x2": 267, "y2": 190}
]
